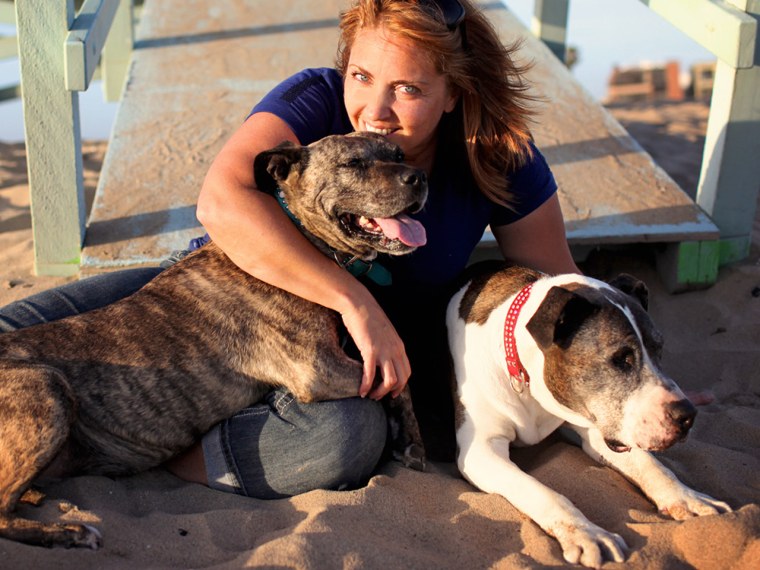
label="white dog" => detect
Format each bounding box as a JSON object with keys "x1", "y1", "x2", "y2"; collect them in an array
[{"x1": 447, "y1": 262, "x2": 731, "y2": 568}]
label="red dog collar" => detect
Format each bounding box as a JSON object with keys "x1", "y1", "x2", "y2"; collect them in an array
[{"x1": 503, "y1": 283, "x2": 533, "y2": 393}]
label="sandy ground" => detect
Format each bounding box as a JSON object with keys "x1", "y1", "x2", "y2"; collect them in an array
[{"x1": 0, "y1": 101, "x2": 758, "y2": 568}]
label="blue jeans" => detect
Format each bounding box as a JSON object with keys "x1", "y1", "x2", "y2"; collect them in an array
[{"x1": 0, "y1": 267, "x2": 387, "y2": 499}]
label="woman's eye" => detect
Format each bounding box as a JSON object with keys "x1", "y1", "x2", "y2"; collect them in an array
[
  {"x1": 352, "y1": 71, "x2": 369, "y2": 83},
  {"x1": 398, "y1": 84, "x2": 420, "y2": 95}
]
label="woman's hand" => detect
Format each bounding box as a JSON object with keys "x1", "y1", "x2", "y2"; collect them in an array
[
  {"x1": 340, "y1": 296, "x2": 411, "y2": 401},
  {"x1": 199, "y1": 112, "x2": 411, "y2": 402}
]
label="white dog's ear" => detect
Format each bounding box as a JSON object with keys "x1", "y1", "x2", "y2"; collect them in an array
[
  {"x1": 609, "y1": 273, "x2": 649, "y2": 311},
  {"x1": 526, "y1": 287, "x2": 599, "y2": 350},
  {"x1": 253, "y1": 141, "x2": 307, "y2": 192}
]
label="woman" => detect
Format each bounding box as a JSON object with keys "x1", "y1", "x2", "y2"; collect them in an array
[{"x1": 0, "y1": 0, "x2": 578, "y2": 497}]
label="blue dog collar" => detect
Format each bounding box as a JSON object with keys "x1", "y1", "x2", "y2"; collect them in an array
[{"x1": 275, "y1": 189, "x2": 392, "y2": 286}]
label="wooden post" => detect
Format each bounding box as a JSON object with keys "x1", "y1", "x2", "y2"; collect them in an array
[
  {"x1": 532, "y1": 0, "x2": 569, "y2": 63},
  {"x1": 696, "y1": 1, "x2": 760, "y2": 264},
  {"x1": 15, "y1": 0, "x2": 85, "y2": 276},
  {"x1": 102, "y1": 0, "x2": 134, "y2": 102}
]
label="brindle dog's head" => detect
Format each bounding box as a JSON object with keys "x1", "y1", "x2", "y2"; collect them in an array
[
  {"x1": 526, "y1": 274, "x2": 697, "y2": 454},
  {"x1": 254, "y1": 132, "x2": 428, "y2": 260}
]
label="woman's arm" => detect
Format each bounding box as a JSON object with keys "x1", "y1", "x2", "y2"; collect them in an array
[
  {"x1": 492, "y1": 193, "x2": 580, "y2": 275},
  {"x1": 196, "y1": 113, "x2": 409, "y2": 399}
]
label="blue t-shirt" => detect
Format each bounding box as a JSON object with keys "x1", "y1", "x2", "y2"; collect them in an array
[{"x1": 251, "y1": 67, "x2": 557, "y2": 290}]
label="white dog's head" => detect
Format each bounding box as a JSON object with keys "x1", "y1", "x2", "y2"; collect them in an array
[{"x1": 526, "y1": 274, "x2": 696, "y2": 453}]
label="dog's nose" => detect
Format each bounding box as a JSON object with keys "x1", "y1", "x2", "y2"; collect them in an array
[
  {"x1": 400, "y1": 170, "x2": 426, "y2": 189},
  {"x1": 668, "y1": 399, "x2": 697, "y2": 434}
]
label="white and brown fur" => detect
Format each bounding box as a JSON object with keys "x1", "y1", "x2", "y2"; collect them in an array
[
  {"x1": 447, "y1": 261, "x2": 731, "y2": 568},
  {"x1": 0, "y1": 133, "x2": 426, "y2": 550}
]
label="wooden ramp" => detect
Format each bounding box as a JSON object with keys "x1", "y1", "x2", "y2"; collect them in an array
[{"x1": 82, "y1": 0, "x2": 719, "y2": 288}]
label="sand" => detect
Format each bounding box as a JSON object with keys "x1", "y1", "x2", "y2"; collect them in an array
[{"x1": 0, "y1": 101, "x2": 758, "y2": 568}]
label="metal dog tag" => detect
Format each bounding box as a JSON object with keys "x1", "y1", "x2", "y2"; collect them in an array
[{"x1": 510, "y1": 373, "x2": 525, "y2": 394}]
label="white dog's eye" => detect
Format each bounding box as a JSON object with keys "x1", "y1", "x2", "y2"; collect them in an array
[{"x1": 611, "y1": 347, "x2": 636, "y2": 372}]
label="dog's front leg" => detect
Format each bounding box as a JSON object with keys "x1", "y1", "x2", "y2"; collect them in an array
[
  {"x1": 576, "y1": 426, "x2": 732, "y2": 519},
  {"x1": 458, "y1": 433, "x2": 627, "y2": 568}
]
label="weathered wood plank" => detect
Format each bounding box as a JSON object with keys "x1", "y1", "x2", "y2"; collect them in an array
[
  {"x1": 82, "y1": 0, "x2": 720, "y2": 278},
  {"x1": 16, "y1": 0, "x2": 85, "y2": 276},
  {"x1": 638, "y1": 0, "x2": 757, "y2": 68},
  {"x1": 82, "y1": 0, "x2": 344, "y2": 271},
  {"x1": 484, "y1": 2, "x2": 719, "y2": 246}
]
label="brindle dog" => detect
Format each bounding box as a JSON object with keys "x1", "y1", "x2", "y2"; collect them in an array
[{"x1": 0, "y1": 132, "x2": 427, "y2": 549}]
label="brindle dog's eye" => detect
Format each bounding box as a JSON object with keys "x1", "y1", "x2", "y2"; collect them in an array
[
  {"x1": 394, "y1": 148, "x2": 405, "y2": 163},
  {"x1": 611, "y1": 347, "x2": 635, "y2": 372},
  {"x1": 344, "y1": 158, "x2": 365, "y2": 168}
]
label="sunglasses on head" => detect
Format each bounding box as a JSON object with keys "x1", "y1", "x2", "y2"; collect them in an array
[
  {"x1": 429, "y1": 0, "x2": 466, "y2": 31},
  {"x1": 379, "y1": 0, "x2": 465, "y2": 31}
]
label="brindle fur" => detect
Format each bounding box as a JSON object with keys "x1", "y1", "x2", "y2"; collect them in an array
[{"x1": 0, "y1": 132, "x2": 426, "y2": 549}]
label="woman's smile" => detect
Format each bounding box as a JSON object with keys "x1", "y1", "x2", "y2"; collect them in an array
[{"x1": 344, "y1": 24, "x2": 458, "y2": 172}]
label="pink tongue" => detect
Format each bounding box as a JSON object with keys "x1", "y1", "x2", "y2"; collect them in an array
[{"x1": 374, "y1": 214, "x2": 427, "y2": 247}]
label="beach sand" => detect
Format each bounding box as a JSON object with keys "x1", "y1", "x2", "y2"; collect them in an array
[{"x1": 0, "y1": 101, "x2": 758, "y2": 568}]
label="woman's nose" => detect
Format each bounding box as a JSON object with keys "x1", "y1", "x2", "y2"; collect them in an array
[{"x1": 364, "y1": 88, "x2": 393, "y2": 122}]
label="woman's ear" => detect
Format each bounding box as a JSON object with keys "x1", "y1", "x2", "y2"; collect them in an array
[{"x1": 444, "y1": 86, "x2": 460, "y2": 113}]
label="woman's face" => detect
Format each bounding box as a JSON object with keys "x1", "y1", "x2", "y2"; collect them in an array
[{"x1": 343, "y1": 24, "x2": 458, "y2": 171}]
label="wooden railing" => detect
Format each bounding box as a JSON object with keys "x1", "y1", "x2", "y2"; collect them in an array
[
  {"x1": 5, "y1": 0, "x2": 760, "y2": 276},
  {"x1": 10, "y1": 0, "x2": 134, "y2": 275},
  {"x1": 532, "y1": 0, "x2": 760, "y2": 267}
]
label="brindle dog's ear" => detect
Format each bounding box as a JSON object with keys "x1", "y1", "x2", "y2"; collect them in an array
[
  {"x1": 609, "y1": 273, "x2": 649, "y2": 311},
  {"x1": 253, "y1": 141, "x2": 307, "y2": 193},
  {"x1": 527, "y1": 287, "x2": 599, "y2": 350}
]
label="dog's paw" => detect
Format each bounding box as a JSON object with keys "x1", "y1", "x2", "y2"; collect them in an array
[
  {"x1": 658, "y1": 487, "x2": 732, "y2": 520},
  {"x1": 54, "y1": 523, "x2": 102, "y2": 549},
  {"x1": 393, "y1": 443, "x2": 426, "y2": 472},
  {"x1": 550, "y1": 521, "x2": 627, "y2": 568},
  {"x1": 79, "y1": 524, "x2": 103, "y2": 550}
]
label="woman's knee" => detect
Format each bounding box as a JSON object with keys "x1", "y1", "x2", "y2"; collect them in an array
[
  {"x1": 207, "y1": 394, "x2": 388, "y2": 499},
  {"x1": 313, "y1": 397, "x2": 387, "y2": 490}
]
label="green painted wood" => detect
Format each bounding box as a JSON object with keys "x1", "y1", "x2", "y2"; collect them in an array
[
  {"x1": 101, "y1": 0, "x2": 133, "y2": 102},
  {"x1": 65, "y1": 0, "x2": 122, "y2": 92},
  {"x1": 16, "y1": 0, "x2": 85, "y2": 276},
  {"x1": 656, "y1": 240, "x2": 720, "y2": 292},
  {"x1": 0, "y1": 35, "x2": 17, "y2": 59},
  {"x1": 638, "y1": 0, "x2": 757, "y2": 68},
  {"x1": 0, "y1": 0, "x2": 15, "y2": 25},
  {"x1": 532, "y1": 0, "x2": 569, "y2": 62}
]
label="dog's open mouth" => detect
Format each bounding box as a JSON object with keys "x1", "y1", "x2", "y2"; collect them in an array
[
  {"x1": 339, "y1": 212, "x2": 427, "y2": 248},
  {"x1": 604, "y1": 438, "x2": 632, "y2": 453}
]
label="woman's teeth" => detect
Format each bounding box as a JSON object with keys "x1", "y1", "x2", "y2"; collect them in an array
[{"x1": 364, "y1": 124, "x2": 393, "y2": 136}]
